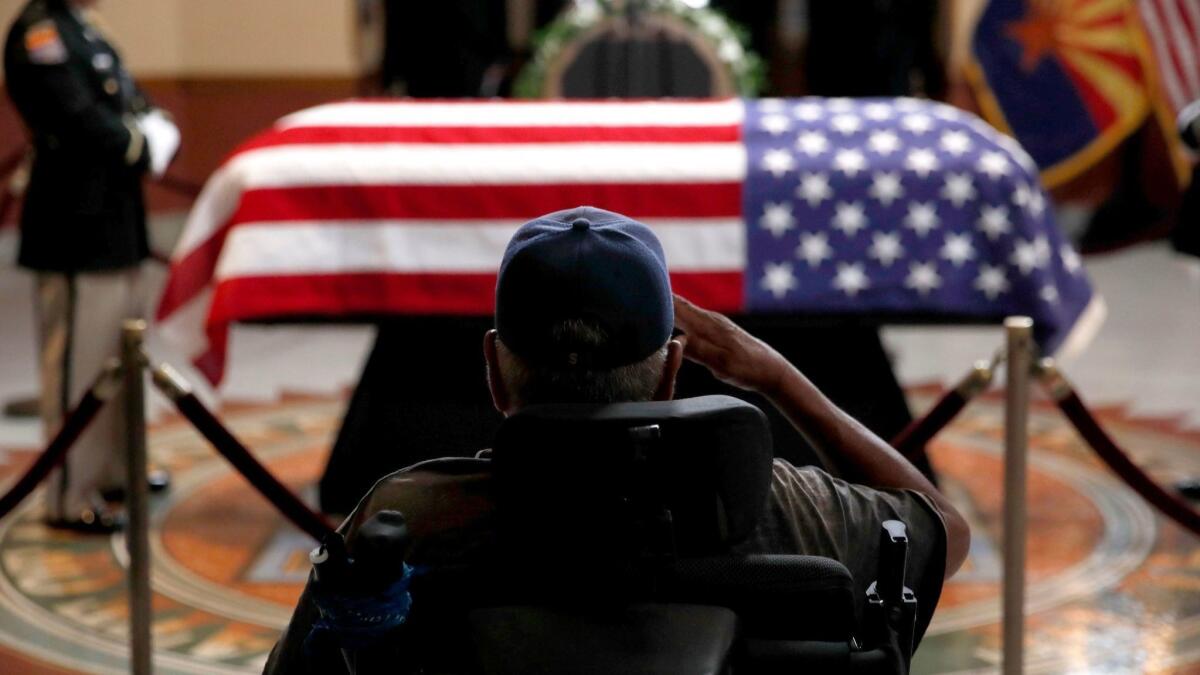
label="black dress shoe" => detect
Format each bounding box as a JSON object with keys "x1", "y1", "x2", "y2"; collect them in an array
[
  {"x1": 46, "y1": 506, "x2": 125, "y2": 534},
  {"x1": 100, "y1": 468, "x2": 172, "y2": 502},
  {"x1": 3, "y1": 396, "x2": 39, "y2": 419},
  {"x1": 1177, "y1": 479, "x2": 1200, "y2": 500}
]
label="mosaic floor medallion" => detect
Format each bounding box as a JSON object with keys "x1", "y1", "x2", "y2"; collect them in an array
[{"x1": 0, "y1": 391, "x2": 1196, "y2": 674}]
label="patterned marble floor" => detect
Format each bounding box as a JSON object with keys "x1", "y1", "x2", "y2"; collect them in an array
[{"x1": 0, "y1": 390, "x2": 1194, "y2": 674}]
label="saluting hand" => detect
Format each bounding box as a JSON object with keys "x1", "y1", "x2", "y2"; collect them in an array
[{"x1": 672, "y1": 294, "x2": 790, "y2": 395}]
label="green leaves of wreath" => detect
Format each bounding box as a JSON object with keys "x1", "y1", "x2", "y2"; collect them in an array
[{"x1": 514, "y1": 0, "x2": 765, "y2": 98}]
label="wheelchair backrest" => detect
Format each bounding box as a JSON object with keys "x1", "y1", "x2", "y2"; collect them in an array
[{"x1": 491, "y1": 394, "x2": 775, "y2": 563}]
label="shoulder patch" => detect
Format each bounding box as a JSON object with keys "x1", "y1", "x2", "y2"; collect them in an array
[{"x1": 24, "y1": 20, "x2": 67, "y2": 65}]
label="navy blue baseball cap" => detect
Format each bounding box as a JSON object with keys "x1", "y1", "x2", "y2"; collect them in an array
[{"x1": 495, "y1": 206, "x2": 674, "y2": 369}]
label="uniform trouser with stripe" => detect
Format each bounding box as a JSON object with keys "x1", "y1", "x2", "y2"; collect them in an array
[{"x1": 36, "y1": 268, "x2": 143, "y2": 519}]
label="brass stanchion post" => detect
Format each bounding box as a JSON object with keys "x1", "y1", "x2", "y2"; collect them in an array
[
  {"x1": 1002, "y1": 317, "x2": 1033, "y2": 675},
  {"x1": 121, "y1": 320, "x2": 153, "y2": 675}
]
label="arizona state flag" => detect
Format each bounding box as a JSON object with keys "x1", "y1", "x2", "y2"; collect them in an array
[{"x1": 969, "y1": 0, "x2": 1175, "y2": 188}]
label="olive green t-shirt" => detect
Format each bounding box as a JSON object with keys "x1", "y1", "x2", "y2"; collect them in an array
[{"x1": 735, "y1": 460, "x2": 947, "y2": 640}]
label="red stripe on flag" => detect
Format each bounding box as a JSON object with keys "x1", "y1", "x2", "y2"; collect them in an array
[
  {"x1": 230, "y1": 182, "x2": 743, "y2": 223},
  {"x1": 1145, "y1": 0, "x2": 1193, "y2": 110},
  {"x1": 157, "y1": 181, "x2": 743, "y2": 319},
  {"x1": 158, "y1": 232, "x2": 230, "y2": 319},
  {"x1": 206, "y1": 270, "x2": 744, "y2": 326},
  {"x1": 1174, "y1": 0, "x2": 1199, "y2": 45},
  {"x1": 192, "y1": 269, "x2": 746, "y2": 384},
  {"x1": 233, "y1": 124, "x2": 741, "y2": 154}
]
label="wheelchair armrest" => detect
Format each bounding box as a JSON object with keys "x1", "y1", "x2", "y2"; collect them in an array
[
  {"x1": 744, "y1": 638, "x2": 904, "y2": 675},
  {"x1": 876, "y1": 520, "x2": 909, "y2": 604},
  {"x1": 865, "y1": 519, "x2": 919, "y2": 667},
  {"x1": 469, "y1": 604, "x2": 737, "y2": 675},
  {"x1": 664, "y1": 554, "x2": 857, "y2": 641}
]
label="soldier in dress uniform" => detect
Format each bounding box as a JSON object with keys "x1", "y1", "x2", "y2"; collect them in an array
[{"x1": 4, "y1": 0, "x2": 174, "y2": 532}]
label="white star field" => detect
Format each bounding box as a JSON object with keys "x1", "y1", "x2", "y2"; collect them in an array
[{"x1": 746, "y1": 97, "x2": 1091, "y2": 325}]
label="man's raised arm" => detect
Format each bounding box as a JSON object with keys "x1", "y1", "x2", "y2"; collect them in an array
[{"x1": 672, "y1": 295, "x2": 971, "y2": 578}]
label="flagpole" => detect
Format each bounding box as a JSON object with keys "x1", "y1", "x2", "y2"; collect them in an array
[{"x1": 1002, "y1": 317, "x2": 1032, "y2": 675}]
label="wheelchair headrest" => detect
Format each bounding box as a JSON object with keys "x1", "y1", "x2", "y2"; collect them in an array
[{"x1": 492, "y1": 395, "x2": 773, "y2": 552}]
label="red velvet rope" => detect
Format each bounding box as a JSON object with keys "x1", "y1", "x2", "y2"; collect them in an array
[
  {"x1": 168, "y1": 391, "x2": 335, "y2": 541},
  {"x1": 890, "y1": 389, "x2": 969, "y2": 462},
  {"x1": 1053, "y1": 390, "x2": 1200, "y2": 538},
  {"x1": 0, "y1": 390, "x2": 106, "y2": 520}
]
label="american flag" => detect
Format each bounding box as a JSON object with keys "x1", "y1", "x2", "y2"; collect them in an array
[
  {"x1": 156, "y1": 98, "x2": 1099, "y2": 386},
  {"x1": 1137, "y1": 0, "x2": 1200, "y2": 119},
  {"x1": 742, "y1": 98, "x2": 1098, "y2": 347}
]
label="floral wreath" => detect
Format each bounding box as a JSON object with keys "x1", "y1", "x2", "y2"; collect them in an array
[{"x1": 513, "y1": 0, "x2": 764, "y2": 98}]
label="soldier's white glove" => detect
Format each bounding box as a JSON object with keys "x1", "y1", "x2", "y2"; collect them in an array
[{"x1": 137, "y1": 108, "x2": 180, "y2": 178}]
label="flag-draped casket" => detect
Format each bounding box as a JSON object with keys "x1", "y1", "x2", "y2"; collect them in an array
[{"x1": 156, "y1": 98, "x2": 1101, "y2": 385}]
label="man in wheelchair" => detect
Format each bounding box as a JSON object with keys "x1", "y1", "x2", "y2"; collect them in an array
[{"x1": 265, "y1": 206, "x2": 970, "y2": 674}]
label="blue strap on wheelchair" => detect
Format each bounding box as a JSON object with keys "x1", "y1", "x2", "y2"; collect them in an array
[{"x1": 306, "y1": 562, "x2": 422, "y2": 652}]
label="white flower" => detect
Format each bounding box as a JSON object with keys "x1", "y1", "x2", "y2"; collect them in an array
[{"x1": 718, "y1": 38, "x2": 743, "y2": 63}]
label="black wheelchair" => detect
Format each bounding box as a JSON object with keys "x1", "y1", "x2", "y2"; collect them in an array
[{"x1": 312, "y1": 396, "x2": 924, "y2": 674}]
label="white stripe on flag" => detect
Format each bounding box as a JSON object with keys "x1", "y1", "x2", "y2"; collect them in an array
[
  {"x1": 1140, "y1": 0, "x2": 1189, "y2": 111},
  {"x1": 224, "y1": 143, "x2": 747, "y2": 188},
  {"x1": 1182, "y1": 1, "x2": 1200, "y2": 93},
  {"x1": 1157, "y1": 0, "x2": 1200, "y2": 99},
  {"x1": 213, "y1": 219, "x2": 746, "y2": 279},
  {"x1": 278, "y1": 100, "x2": 746, "y2": 129},
  {"x1": 155, "y1": 287, "x2": 214, "y2": 360},
  {"x1": 173, "y1": 143, "x2": 746, "y2": 258}
]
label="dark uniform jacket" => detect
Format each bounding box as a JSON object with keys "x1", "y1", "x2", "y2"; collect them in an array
[{"x1": 4, "y1": 0, "x2": 151, "y2": 271}]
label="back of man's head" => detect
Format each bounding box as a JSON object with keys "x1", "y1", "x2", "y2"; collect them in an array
[{"x1": 492, "y1": 206, "x2": 675, "y2": 406}]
